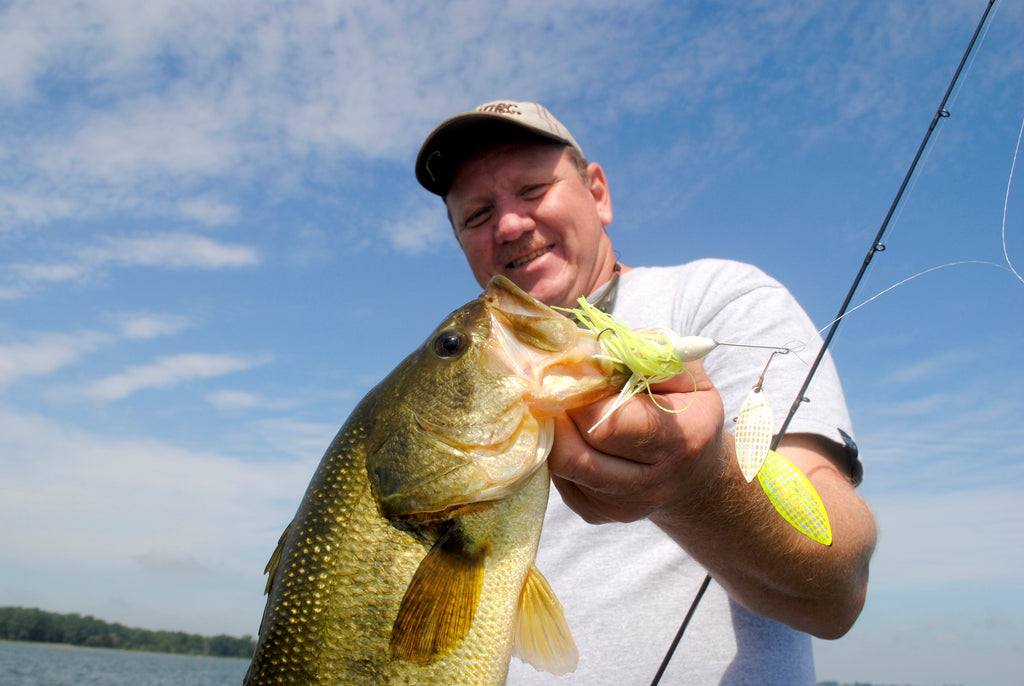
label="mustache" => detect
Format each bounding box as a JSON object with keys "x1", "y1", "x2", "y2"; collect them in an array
[{"x1": 498, "y1": 236, "x2": 555, "y2": 269}]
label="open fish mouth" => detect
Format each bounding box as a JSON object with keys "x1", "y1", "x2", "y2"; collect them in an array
[{"x1": 483, "y1": 276, "x2": 626, "y2": 416}]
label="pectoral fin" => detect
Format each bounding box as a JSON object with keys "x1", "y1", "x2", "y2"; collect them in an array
[
  {"x1": 390, "y1": 525, "x2": 485, "y2": 663},
  {"x1": 514, "y1": 564, "x2": 578, "y2": 675}
]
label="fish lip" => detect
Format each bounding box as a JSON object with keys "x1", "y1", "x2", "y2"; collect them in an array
[
  {"x1": 482, "y1": 276, "x2": 625, "y2": 408},
  {"x1": 379, "y1": 459, "x2": 550, "y2": 523},
  {"x1": 372, "y1": 404, "x2": 554, "y2": 520}
]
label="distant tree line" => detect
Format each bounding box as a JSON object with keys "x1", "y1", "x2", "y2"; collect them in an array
[{"x1": 0, "y1": 606, "x2": 256, "y2": 658}]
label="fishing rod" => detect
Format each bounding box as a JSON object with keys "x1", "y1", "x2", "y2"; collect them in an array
[{"x1": 649, "y1": 2, "x2": 998, "y2": 683}]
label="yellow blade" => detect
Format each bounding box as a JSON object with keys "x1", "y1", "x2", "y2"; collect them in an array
[
  {"x1": 756, "y1": 450, "x2": 833, "y2": 546},
  {"x1": 735, "y1": 388, "x2": 772, "y2": 482}
]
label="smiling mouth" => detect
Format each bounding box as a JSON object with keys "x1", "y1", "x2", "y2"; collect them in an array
[{"x1": 507, "y1": 246, "x2": 553, "y2": 269}]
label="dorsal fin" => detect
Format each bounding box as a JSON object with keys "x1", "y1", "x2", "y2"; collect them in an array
[
  {"x1": 262, "y1": 523, "x2": 290, "y2": 595},
  {"x1": 390, "y1": 525, "x2": 485, "y2": 663},
  {"x1": 513, "y1": 564, "x2": 578, "y2": 675}
]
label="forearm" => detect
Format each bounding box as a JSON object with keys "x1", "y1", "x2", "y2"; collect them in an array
[{"x1": 649, "y1": 432, "x2": 877, "y2": 639}]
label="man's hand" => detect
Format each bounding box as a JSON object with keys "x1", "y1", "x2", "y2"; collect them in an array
[
  {"x1": 548, "y1": 360, "x2": 726, "y2": 524},
  {"x1": 547, "y1": 359, "x2": 877, "y2": 639}
]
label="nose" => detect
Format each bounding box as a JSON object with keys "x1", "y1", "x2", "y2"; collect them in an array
[{"x1": 494, "y1": 201, "x2": 534, "y2": 242}]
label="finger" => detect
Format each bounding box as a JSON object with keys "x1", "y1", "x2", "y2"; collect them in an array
[
  {"x1": 547, "y1": 414, "x2": 650, "y2": 492},
  {"x1": 567, "y1": 387, "x2": 710, "y2": 464},
  {"x1": 646, "y1": 358, "x2": 715, "y2": 395},
  {"x1": 568, "y1": 359, "x2": 717, "y2": 444},
  {"x1": 550, "y1": 476, "x2": 617, "y2": 525},
  {"x1": 551, "y1": 468, "x2": 663, "y2": 524}
]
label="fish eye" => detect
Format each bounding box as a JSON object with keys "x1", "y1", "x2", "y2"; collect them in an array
[{"x1": 433, "y1": 330, "x2": 468, "y2": 358}]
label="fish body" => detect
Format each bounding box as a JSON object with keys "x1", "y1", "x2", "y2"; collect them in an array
[{"x1": 244, "y1": 276, "x2": 627, "y2": 685}]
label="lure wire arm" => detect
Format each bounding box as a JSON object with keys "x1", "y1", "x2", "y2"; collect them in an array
[{"x1": 752, "y1": 349, "x2": 788, "y2": 393}]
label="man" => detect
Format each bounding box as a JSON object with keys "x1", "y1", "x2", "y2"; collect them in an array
[{"x1": 415, "y1": 101, "x2": 876, "y2": 684}]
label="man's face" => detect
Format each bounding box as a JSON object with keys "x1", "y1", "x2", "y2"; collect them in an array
[{"x1": 445, "y1": 142, "x2": 615, "y2": 309}]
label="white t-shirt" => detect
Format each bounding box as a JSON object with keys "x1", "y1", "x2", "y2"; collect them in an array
[{"x1": 506, "y1": 260, "x2": 858, "y2": 685}]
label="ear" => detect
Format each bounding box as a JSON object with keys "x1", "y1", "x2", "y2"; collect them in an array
[{"x1": 586, "y1": 163, "x2": 613, "y2": 227}]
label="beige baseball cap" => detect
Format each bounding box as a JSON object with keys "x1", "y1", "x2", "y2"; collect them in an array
[{"x1": 415, "y1": 100, "x2": 584, "y2": 196}]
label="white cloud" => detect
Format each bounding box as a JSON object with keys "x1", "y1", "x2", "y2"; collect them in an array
[
  {"x1": 846, "y1": 342, "x2": 1024, "y2": 492},
  {"x1": 36, "y1": 95, "x2": 246, "y2": 187},
  {"x1": 1, "y1": 232, "x2": 260, "y2": 299},
  {"x1": 0, "y1": 188, "x2": 78, "y2": 229},
  {"x1": 13, "y1": 261, "x2": 89, "y2": 283},
  {"x1": 0, "y1": 315, "x2": 200, "y2": 389},
  {"x1": 0, "y1": 331, "x2": 110, "y2": 387},
  {"x1": 285, "y1": 226, "x2": 335, "y2": 267},
  {"x1": 382, "y1": 204, "x2": 451, "y2": 255},
  {"x1": 206, "y1": 390, "x2": 294, "y2": 412},
  {"x1": 83, "y1": 352, "x2": 272, "y2": 400},
  {"x1": 0, "y1": 0, "x2": 869, "y2": 233},
  {"x1": 248, "y1": 417, "x2": 343, "y2": 462},
  {"x1": 176, "y1": 195, "x2": 241, "y2": 227},
  {"x1": 883, "y1": 349, "x2": 971, "y2": 385},
  {"x1": 87, "y1": 233, "x2": 260, "y2": 269},
  {"x1": 0, "y1": 262, "x2": 94, "y2": 298},
  {"x1": 116, "y1": 313, "x2": 194, "y2": 340}
]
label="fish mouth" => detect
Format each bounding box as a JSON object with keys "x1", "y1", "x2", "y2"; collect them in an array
[
  {"x1": 506, "y1": 245, "x2": 553, "y2": 269},
  {"x1": 483, "y1": 276, "x2": 628, "y2": 415}
]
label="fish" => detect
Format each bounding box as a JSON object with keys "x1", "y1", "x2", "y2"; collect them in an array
[{"x1": 243, "y1": 275, "x2": 629, "y2": 685}]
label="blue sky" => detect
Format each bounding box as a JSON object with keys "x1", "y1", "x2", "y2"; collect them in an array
[{"x1": 1, "y1": 1, "x2": 1022, "y2": 684}]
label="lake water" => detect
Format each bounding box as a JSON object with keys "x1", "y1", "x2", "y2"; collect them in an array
[{"x1": 0, "y1": 640, "x2": 250, "y2": 686}]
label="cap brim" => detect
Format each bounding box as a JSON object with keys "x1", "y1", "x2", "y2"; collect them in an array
[{"x1": 415, "y1": 114, "x2": 572, "y2": 196}]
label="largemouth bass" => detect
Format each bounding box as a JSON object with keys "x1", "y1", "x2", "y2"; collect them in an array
[{"x1": 244, "y1": 276, "x2": 628, "y2": 685}]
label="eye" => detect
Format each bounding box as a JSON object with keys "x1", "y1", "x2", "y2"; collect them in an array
[
  {"x1": 462, "y1": 207, "x2": 492, "y2": 230},
  {"x1": 520, "y1": 183, "x2": 549, "y2": 200},
  {"x1": 433, "y1": 330, "x2": 468, "y2": 358}
]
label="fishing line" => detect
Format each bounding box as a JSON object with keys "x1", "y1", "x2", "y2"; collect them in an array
[
  {"x1": 880, "y1": 0, "x2": 1002, "y2": 252},
  {"x1": 814, "y1": 101, "x2": 1024, "y2": 334},
  {"x1": 648, "y1": 2, "x2": 999, "y2": 683},
  {"x1": 1002, "y1": 108, "x2": 1024, "y2": 284}
]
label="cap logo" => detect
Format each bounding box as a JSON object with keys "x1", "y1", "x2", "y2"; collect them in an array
[{"x1": 476, "y1": 102, "x2": 522, "y2": 116}]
